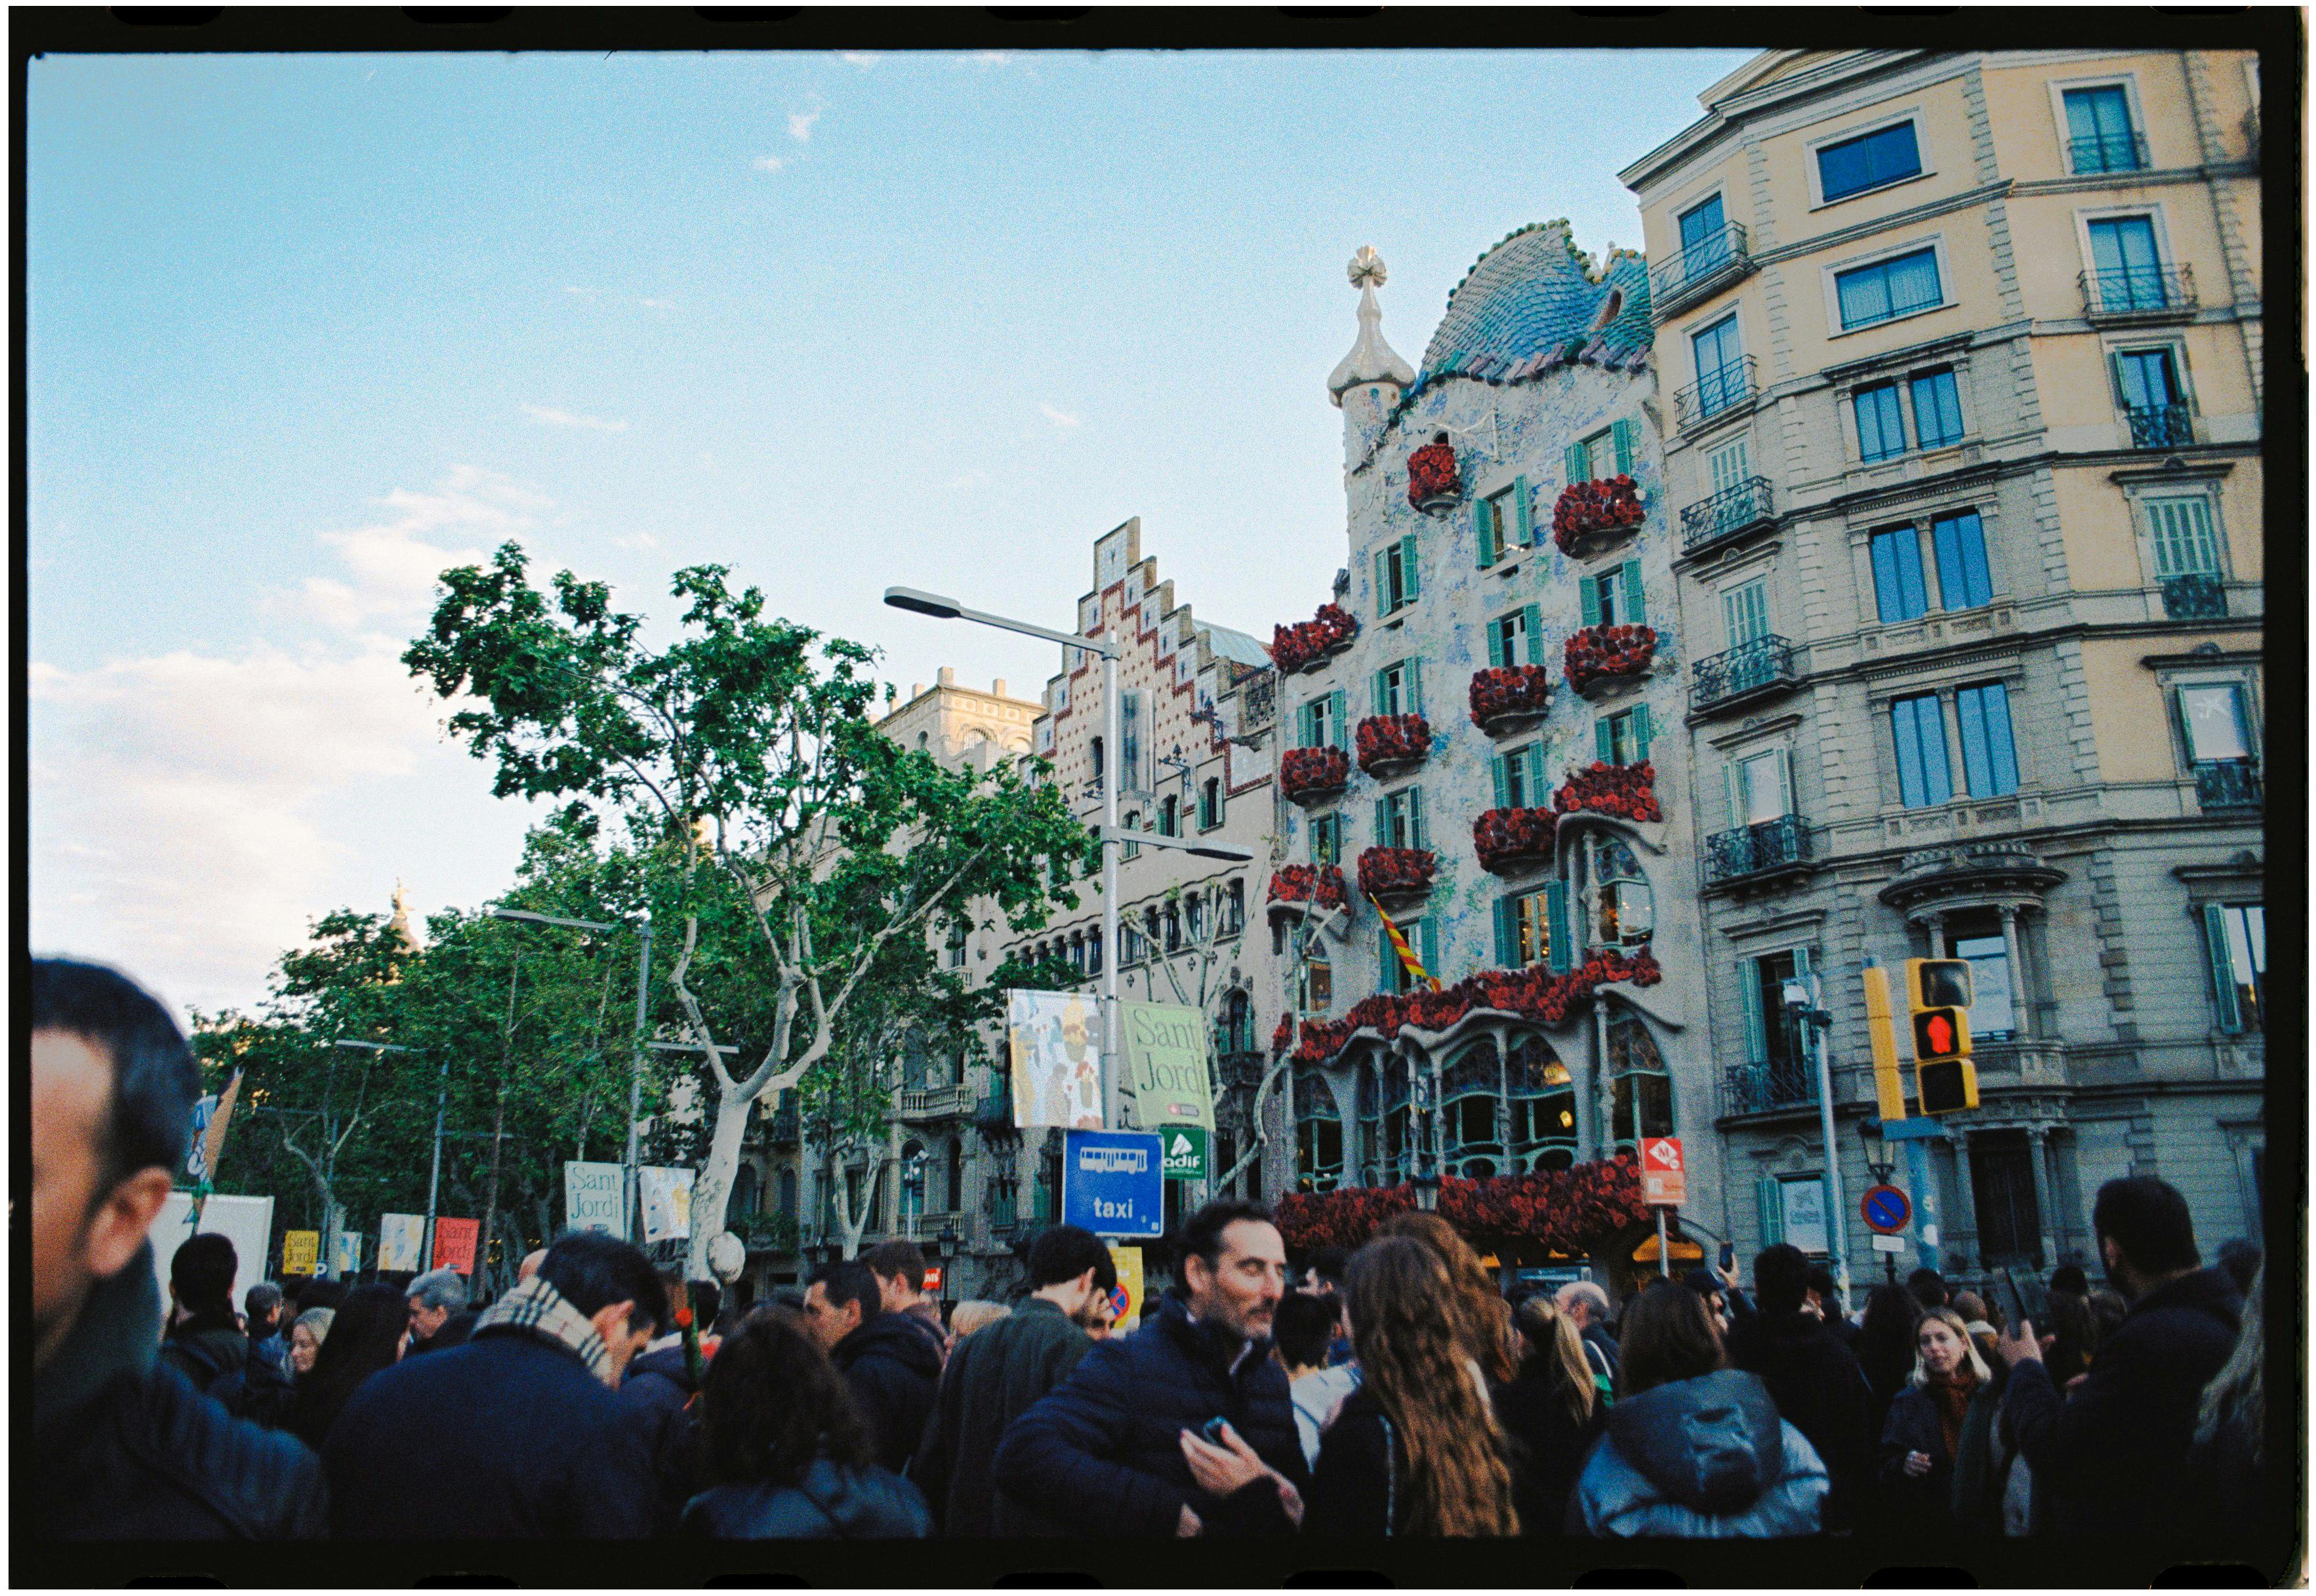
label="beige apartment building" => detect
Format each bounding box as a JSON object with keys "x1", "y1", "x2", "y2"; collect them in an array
[{"x1": 1624, "y1": 49, "x2": 2264, "y2": 1276}]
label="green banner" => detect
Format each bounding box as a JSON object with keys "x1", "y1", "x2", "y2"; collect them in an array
[
  {"x1": 1160, "y1": 1126, "x2": 1208, "y2": 1181},
  {"x1": 1123, "y1": 1000, "x2": 1215, "y2": 1134}
]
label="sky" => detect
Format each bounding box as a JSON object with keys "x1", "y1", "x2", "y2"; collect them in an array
[{"x1": 28, "y1": 45, "x2": 1756, "y2": 1021}]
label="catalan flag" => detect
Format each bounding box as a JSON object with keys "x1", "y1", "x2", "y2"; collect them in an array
[{"x1": 1368, "y1": 893, "x2": 1441, "y2": 992}]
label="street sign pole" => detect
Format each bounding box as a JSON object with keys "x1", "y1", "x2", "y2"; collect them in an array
[
  {"x1": 1882, "y1": 1116, "x2": 1945, "y2": 1273},
  {"x1": 1655, "y1": 1206, "x2": 1670, "y2": 1280}
]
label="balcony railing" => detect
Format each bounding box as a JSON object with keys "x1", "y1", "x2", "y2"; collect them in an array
[
  {"x1": 2068, "y1": 130, "x2": 2148, "y2": 174},
  {"x1": 1721, "y1": 1057, "x2": 1816, "y2": 1118},
  {"x1": 898, "y1": 1208, "x2": 970, "y2": 1244},
  {"x1": 2079, "y1": 263, "x2": 2196, "y2": 321},
  {"x1": 2160, "y1": 573, "x2": 2227, "y2": 621},
  {"x1": 2124, "y1": 403, "x2": 2197, "y2": 449},
  {"x1": 2192, "y1": 758, "x2": 2262, "y2": 811},
  {"x1": 1217, "y1": 1049, "x2": 1270, "y2": 1090},
  {"x1": 1675, "y1": 356, "x2": 1758, "y2": 433},
  {"x1": 1692, "y1": 635, "x2": 1800, "y2": 714},
  {"x1": 1680, "y1": 474, "x2": 1776, "y2": 557},
  {"x1": 1704, "y1": 813, "x2": 1814, "y2": 887},
  {"x1": 899, "y1": 1084, "x2": 975, "y2": 1119},
  {"x1": 1649, "y1": 222, "x2": 1754, "y2": 317}
]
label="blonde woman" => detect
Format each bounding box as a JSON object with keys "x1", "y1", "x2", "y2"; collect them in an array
[
  {"x1": 1877, "y1": 1306, "x2": 2004, "y2": 1533},
  {"x1": 946, "y1": 1301, "x2": 1009, "y2": 1342},
  {"x1": 1496, "y1": 1296, "x2": 1606, "y2": 1534}
]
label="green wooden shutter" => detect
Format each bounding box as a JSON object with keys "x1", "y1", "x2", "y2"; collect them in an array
[
  {"x1": 1521, "y1": 604, "x2": 1544, "y2": 666},
  {"x1": 1410, "y1": 785, "x2": 1429, "y2": 850},
  {"x1": 1525, "y1": 745, "x2": 1546, "y2": 805},
  {"x1": 1634, "y1": 703, "x2": 1654, "y2": 763},
  {"x1": 1486, "y1": 618, "x2": 1507, "y2": 668},
  {"x1": 1756, "y1": 1175, "x2": 1787, "y2": 1246},
  {"x1": 1419, "y1": 918, "x2": 1439, "y2": 981},
  {"x1": 1740, "y1": 957, "x2": 1767, "y2": 1061},
  {"x1": 1612, "y1": 417, "x2": 1638, "y2": 476},
  {"x1": 1373, "y1": 797, "x2": 1389, "y2": 850},
  {"x1": 1494, "y1": 898, "x2": 1517, "y2": 967},
  {"x1": 1298, "y1": 700, "x2": 1317, "y2": 747},
  {"x1": 1402, "y1": 536, "x2": 1421, "y2": 602},
  {"x1": 1622, "y1": 560, "x2": 1646, "y2": 624},
  {"x1": 1410, "y1": 658, "x2": 1424, "y2": 716},
  {"x1": 1596, "y1": 717, "x2": 1615, "y2": 763},
  {"x1": 1379, "y1": 928, "x2": 1398, "y2": 994},
  {"x1": 1492, "y1": 754, "x2": 1510, "y2": 810},
  {"x1": 1371, "y1": 668, "x2": 1388, "y2": 718},
  {"x1": 1330, "y1": 689, "x2": 1347, "y2": 750},
  {"x1": 1545, "y1": 884, "x2": 1574, "y2": 973},
  {"x1": 2203, "y1": 904, "x2": 2244, "y2": 1033},
  {"x1": 1513, "y1": 475, "x2": 1534, "y2": 548},
  {"x1": 1375, "y1": 548, "x2": 1390, "y2": 614},
  {"x1": 1580, "y1": 577, "x2": 1602, "y2": 628},
  {"x1": 1564, "y1": 441, "x2": 1589, "y2": 485},
  {"x1": 1475, "y1": 497, "x2": 1498, "y2": 569}
]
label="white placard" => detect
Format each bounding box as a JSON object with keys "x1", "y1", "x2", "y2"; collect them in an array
[
  {"x1": 377, "y1": 1212, "x2": 425, "y2": 1273},
  {"x1": 639, "y1": 1166, "x2": 695, "y2": 1244},
  {"x1": 563, "y1": 1160, "x2": 626, "y2": 1235},
  {"x1": 1778, "y1": 1177, "x2": 1831, "y2": 1256}
]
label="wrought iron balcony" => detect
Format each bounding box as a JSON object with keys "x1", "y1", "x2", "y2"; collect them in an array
[
  {"x1": 1704, "y1": 813, "x2": 1815, "y2": 888},
  {"x1": 1720, "y1": 1057, "x2": 1816, "y2": 1118},
  {"x1": 2192, "y1": 758, "x2": 2262, "y2": 811},
  {"x1": 1680, "y1": 474, "x2": 1776, "y2": 557},
  {"x1": 1675, "y1": 356, "x2": 1758, "y2": 433},
  {"x1": 2124, "y1": 403, "x2": 2197, "y2": 449},
  {"x1": 1649, "y1": 222, "x2": 1755, "y2": 317},
  {"x1": 2068, "y1": 130, "x2": 2148, "y2": 174},
  {"x1": 2161, "y1": 573, "x2": 2227, "y2": 621},
  {"x1": 1691, "y1": 635, "x2": 1800, "y2": 715},
  {"x1": 1217, "y1": 1049, "x2": 1270, "y2": 1091},
  {"x1": 734, "y1": 1210, "x2": 802, "y2": 1255},
  {"x1": 767, "y1": 1097, "x2": 800, "y2": 1143},
  {"x1": 2079, "y1": 262, "x2": 2196, "y2": 323}
]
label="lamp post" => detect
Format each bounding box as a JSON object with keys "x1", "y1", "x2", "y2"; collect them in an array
[
  {"x1": 1858, "y1": 1116, "x2": 1900, "y2": 1284},
  {"x1": 884, "y1": 586, "x2": 1253, "y2": 1133},
  {"x1": 336, "y1": 1041, "x2": 424, "y2": 1263},
  {"x1": 491, "y1": 907, "x2": 653, "y2": 1246},
  {"x1": 1783, "y1": 972, "x2": 1851, "y2": 1315}
]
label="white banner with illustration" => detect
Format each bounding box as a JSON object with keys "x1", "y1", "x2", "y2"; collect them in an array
[{"x1": 1007, "y1": 989, "x2": 1104, "y2": 1130}]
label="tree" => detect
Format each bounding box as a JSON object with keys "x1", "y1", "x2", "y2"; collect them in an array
[{"x1": 405, "y1": 544, "x2": 1095, "y2": 1277}]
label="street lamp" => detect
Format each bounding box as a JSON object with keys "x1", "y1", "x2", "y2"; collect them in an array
[
  {"x1": 491, "y1": 906, "x2": 654, "y2": 1247},
  {"x1": 335, "y1": 1040, "x2": 426, "y2": 1265},
  {"x1": 1411, "y1": 1170, "x2": 1442, "y2": 1213},
  {"x1": 1783, "y1": 973, "x2": 1851, "y2": 1314},
  {"x1": 1858, "y1": 1116, "x2": 1896, "y2": 1186}
]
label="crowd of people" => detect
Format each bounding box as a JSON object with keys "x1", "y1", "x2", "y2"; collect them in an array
[{"x1": 31, "y1": 955, "x2": 2273, "y2": 1552}]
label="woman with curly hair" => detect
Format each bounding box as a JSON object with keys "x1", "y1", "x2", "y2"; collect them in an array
[
  {"x1": 1304, "y1": 1236, "x2": 1520, "y2": 1537},
  {"x1": 681, "y1": 1305, "x2": 930, "y2": 1539},
  {"x1": 1374, "y1": 1210, "x2": 1518, "y2": 1385}
]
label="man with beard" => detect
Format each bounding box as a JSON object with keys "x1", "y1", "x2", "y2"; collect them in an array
[{"x1": 911, "y1": 1224, "x2": 1118, "y2": 1535}]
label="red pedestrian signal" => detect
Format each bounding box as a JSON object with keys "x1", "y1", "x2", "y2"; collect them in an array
[
  {"x1": 1913, "y1": 1009, "x2": 1966, "y2": 1058},
  {"x1": 1905, "y1": 958, "x2": 1976, "y2": 1115}
]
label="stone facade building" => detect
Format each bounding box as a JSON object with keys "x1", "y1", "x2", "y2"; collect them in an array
[
  {"x1": 1262, "y1": 230, "x2": 1720, "y2": 1237},
  {"x1": 1622, "y1": 47, "x2": 2265, "y2": 1273}
]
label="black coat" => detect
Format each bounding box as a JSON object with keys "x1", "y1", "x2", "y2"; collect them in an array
[
  {"x1": 832, "y1": 1311, "x2": 943, "y2": 1478},
  {"x1": 158, "y1": 1313, "x2": 248, "y2": 1393},
  {"x1": 992, "y1": 1292, "x2": 1308, "y2": 1538},
  {"x1": 208, "y1": 1341, "x2": 298, "y2": 1430},
  {"x1": 912, "y1": 1296, "x2": 1094, "y2": 1536},
  {"x1": 321, "y1": 1326, "x2": 657, "y2": 1538},
  {"x1": 682, "y1": 1457, "x2": 931, "y2": 1539},
  {"x1": 617, "y1": 1341, "x2": 707, "y2": 1536},
  {"x1": 1877, "y1": 1376, "x2": 2004, "y2": 1535},
  {"x1": 1726, "y1": 1308, "x2": 1875, "y2": 1532},
  {"x1": 1303, "y1": 1385, "x2": 1408, "y2": 1538},
  {"x1": 407, "y1": 1310, "x2": 479, "y2": 1357},
  {"x1": 1494, "y1": 1359, "x2": 1608, "y2": 1536},
  {"x1": 2000, "y1": 1265, "x2": 2241, "y2": 1541},
  {"x1": 33, "y1": 1248, "x2": 328, "y2": 1540}
]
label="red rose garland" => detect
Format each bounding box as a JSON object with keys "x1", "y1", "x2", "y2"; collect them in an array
[
  {"x1": 1276, "y1": 1155, "x2": 1647, "y2": 1254},
  {"x1": 1406, "y1": 440, "x2": 1460, "y2": 508},
  {"x1": 1282, "y1": 946, "x2": 1663, "y2": 1066},
  {"x1": 1280, "y1": 745, "x2": 1351, "y2": 803},
  {"x1": 1551, "y1": 475, "x2": 1646, "y2": 556},
  {"x1": 1270, "y1": 604, "x2": 1360, "y2": 676},
  {"x1": 1356, "y1": 846, "x2": 1437, "y2": 901},
  {"x1": 1473, "y1": 806, "x2": 1557, "y2": 872},
  {"x1": 1553, "y1": 760, "x2": 1663, "y2": 823},
  {"x1": 1355, "y1": 713, "x2": 1433, "y2": 775},
  {"x1": 1563, "y1": 624, "x2": 1659, "y2": 691},
  {"x1": 1467, "y1": 665, "x2": 1553, "y2": 727},
  {"x1": 1267, "y1": 864, "x2": 1350, "y2": 911}
]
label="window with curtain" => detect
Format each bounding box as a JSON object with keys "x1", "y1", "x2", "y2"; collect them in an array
[
  {"x1": 1506, "y1": 1039, "x2": 1578, "y2": 1173},
  {"x1": 1691, "y1": 314, "x2": 1744, "y2": 415},
  {"x1": 2206, "y1": 903, "x2": 2265, "y2": 1033},
  {"x1": 2086, "y1": 215, "x2": 2165, "y2": 311},
  {"x1": 1911, "y1": 368, "x2": 1965, "y2": 447},
  {"x1": 1310, "y1": 812, "x2": 1342, "y2": 867},
  {"x1": 1606, "y1": 1014, "x2": 1673, "y2": 1152},
  {"x1": 1955, "y1": 681, "x2": 2021, "y2": 797},
  {"x1": 1871, "y1": 525, "x2": 1931, "y2": 622},
  {"x1": 1734, "y1": 747, "x2": 1791, "y2": 825},
  {"x1": 1932, "y1": 510, "x2": 1994, "y2": 610},
  {"x1": 1818, "y1": 120, "x2": 1923, "y2": 201},
  {"x1": 1892, "y1": 692, "x2": 1954, "y2": 808},
  {"x1": 2063, "y1": 84, "x2": 2142, "y2": 172},
  {"x1": 1678, "y1": 191, "x2": 1730, "y2": 269},
  {"x1": 1854, "y1": 382, "x2": 1907, "y2": 462},
  {"x1": 1294, "y1": 1073, "x2": 1343, "y2": 1191},
  {"x1": 2178, "y1": 684, "x2": 2253, "y2": 764},
  {"x1": 1836, "y1": 247, "x2": 1943, "y2": 330}
]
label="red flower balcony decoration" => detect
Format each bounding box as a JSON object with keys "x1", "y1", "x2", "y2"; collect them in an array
[
  {"x1": 1269, "y1": 603, "x2": 1361, "y2": 677},
  {"x1": 1276, "y1": 1156, "x2": 1646, "y2": 1254},
  {"x1": 1406, "y1": 438, "x2": 1462, "y2": 514},
  {"x1": 1564, "y1": 624, "x2": 1658, "y2": 695},
  {"x1": 1280, "y1": 946, "x2": 1663, "y2": 1069},
  {"x1": 1554, "y1": 760, "x2": 1663, "y2": 824},
  {"x1": 1267, "y1": 864, "x2": 1349, "y2": 913},
  {"x1": 1551, "y1": 476, "x2": 1646, "y2": 557},
  {"x1": 1270, "y1": 1013, "x2": 1296, "y2": 1056},
  {"x1": 1279, "y1": 745, "x2": 1351, "y2": 805},
  {"x1": 1468, "y1": 665, "x2": 1553, "y2": 733},
  {"x1": 1355, "y1": 713, "x2": 1432, "y2": 777},
  {"x1": 1356, "y1": 846, "x2": 1437, "y2": 904},
  {"x1": 1473, "y1": 807, "x2": 1558, "y2": 874}
]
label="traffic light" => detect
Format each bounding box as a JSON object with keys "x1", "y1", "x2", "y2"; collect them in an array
[{"x1": 1905, "y1": 958, "x2": 1978, "y2": 1114}]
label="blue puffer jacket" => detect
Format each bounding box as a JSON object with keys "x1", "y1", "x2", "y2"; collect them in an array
[
  {"x1": 681, "y1": 1457, "x2": 930, "y2": 1540},
  {"x1": 1567, "y1": 1368, "x2": 1828, "y2": 1538},
  {"x1": 992, "y1": 1292, "x2": 1307, "y2": 1538}
]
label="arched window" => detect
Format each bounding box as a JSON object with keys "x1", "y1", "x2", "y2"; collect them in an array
[
  {"x1": 1440, "y1": 1044, "x2": 1505, "y2": 1179},
  {"x1": 1159, "y1": 796, "x2": 1179, "y2": 837},
  {"x1": 1220, "y1": 989, "x2": 1253, "y2": 1054},
  {"x1": 1293, "y1": 1072, "x2": 1343, "y2": 1192},
  {"x1": 1507, "y1": 1036, "x2": 1579, "y2": 1172},
  {"x1": 1225, "y1": 880, "x2": 1246, "y2": 934},
  {"x1": 1607, "y1": 1012, "x2": 1673, "y2": 1153},
  {"x1": 732, "y1": 1161, "x2": 761, "y2": 1216},
  {"x1": 1186, "y1": 892, "x2": 1207, "y2": 945},
  {"x1": 900, "y1": 1141, "x2": 926, "y2": 1225},
  {"x1": 777, "y1": 1167, "x2": 798, "y2": 1218},
  {"x1": 1593, "y1": 838, "x2": 1656, "y2": 950},
  {"x1": 1164, "y1": 903, "x2": 1183, "y2": 951},
  {"x1": 1090, "y1": 737, "x2": 1105, "y2": 787}
]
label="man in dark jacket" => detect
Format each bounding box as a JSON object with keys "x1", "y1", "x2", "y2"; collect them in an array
[
  {"x1": 617, "y1": 1276, "x2": 721, "y2": 1534},
  {"x1": 1726, "y1": 1243, "x2": 1873, "y2": 1532},
  {"x1": 1805, "y1": 1265, "x2": 1861, "y2": 1351},
  {"x1": 994, "y1": 1199, "x2": 1307, "y2": 1538},
  {"x1": 912, "y1": 1223, "x2": 1116, "y2": 1534},
  {"x1": 208, "y1": 1281, "x2": 298, "y2": 1428},
  {"x1": 864, "y1": 1238, "x2": 950, "y2": 1364},
  {"x1": 1996, "y1": 1175, "x2": 2242, "y2": 1544},
  {"x1": 403, "y1": 1267, "x2": 478, "y2": 1356},
  {"x1": 807, "y1": 1258, "x2": 942, "y2": 1475},
  {"x1": 322, "y1": 1231, "x2": 666, "y2": 1538},
  {"x1": 159, "y1": 1231, "x2": 249, "y2": 1393},
  {"x1": 31, "y1": 957, "x2": 327, "y2": 1539}
]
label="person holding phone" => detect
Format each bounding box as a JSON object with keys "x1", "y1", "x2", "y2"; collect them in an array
[{"x1": 1875, "y1": 1308, "x2": 2007, "y2": 1535}]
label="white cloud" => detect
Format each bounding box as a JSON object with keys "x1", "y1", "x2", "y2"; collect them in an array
[
  {"x1": 962, "y1": 51, "x2": 1014, "y2": 68},
  {"x1": 522, "y1": 403, "x2": 629, "y2": 433},
  {"x1": 272, "y1": 464, "x2": 540, "y2": 634},
  {"x1": 840, "y1": 51, "x2": 879, "y2": 68},
  {"x1": 613, "y1": 531, "x2": 660, "y2": 551},
  {"x1": 788, "y1": 107, "x2": 821, "y2": 142},
  {"x1": 752, "y1": 153, "x2": 788, "y2": 173},
  {"x1": 563, "y1": 284, "x2": 594, "y2": 297},
  {"x1": 1040, "y1": 403, "x2": 1083, "y2": 429}
]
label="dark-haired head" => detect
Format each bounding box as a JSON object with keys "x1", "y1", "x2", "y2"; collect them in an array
[
  {"x1": 169, "y1": 1232, "x2": 238, "y2": 1322},
  {"x1": 2047, "y1": 1263, "x2": 2089, "y2": 1298},
  {"x1": 2092, "y1": 1176, "x2": 2200, "y2": 1288},
  {"x1": 1181, "y1": 1198, "x2": 1274, "y2": 1271},
  {"x1": 1026, "y1": 1223, "x2": 1116, "y2": 1294},
  {"x1": 1753, "y1": 1243, "x2": 1809, "y2": 1317},
  {"x1": 291, "y1": 1282, "x2": 410, "y2": 1448},
  {"x1": 1272, "y1": 1288, "x2": 1336, "y2": 1373},
  {"x1": 1620, "y1": 1279, "x2": 1726, "y2": 1395},
  {"x1": 699, "y1": 1305, "x2": 875, "y2": 1489},
  {"x1": 538, "y1": 1231, "x2": 667, "y2": 1334},
  {"x1": 1906, "y1": 1267, "x2": 1948, "y2": 1310},
  {"x1": 33, "y1": 958, "x2": 201, "y2": 1192},
  {"x1": 861, "y1": 1238, "x2": 927, "y2": 1302}
]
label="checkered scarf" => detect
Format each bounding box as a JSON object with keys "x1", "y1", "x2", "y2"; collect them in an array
[{"x1": 472, "y1": 1273, "x2": 615, "y2": 1387}]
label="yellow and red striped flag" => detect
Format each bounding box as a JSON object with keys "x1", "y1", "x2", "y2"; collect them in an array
[{"x1": 1368, "y1": 893, "x2": 1441, "y2": 992}]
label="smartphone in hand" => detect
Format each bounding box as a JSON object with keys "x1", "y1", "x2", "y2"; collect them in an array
[{"x1": 1200, "y1": 1416, "x2": 1230, "y2": 1445}]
